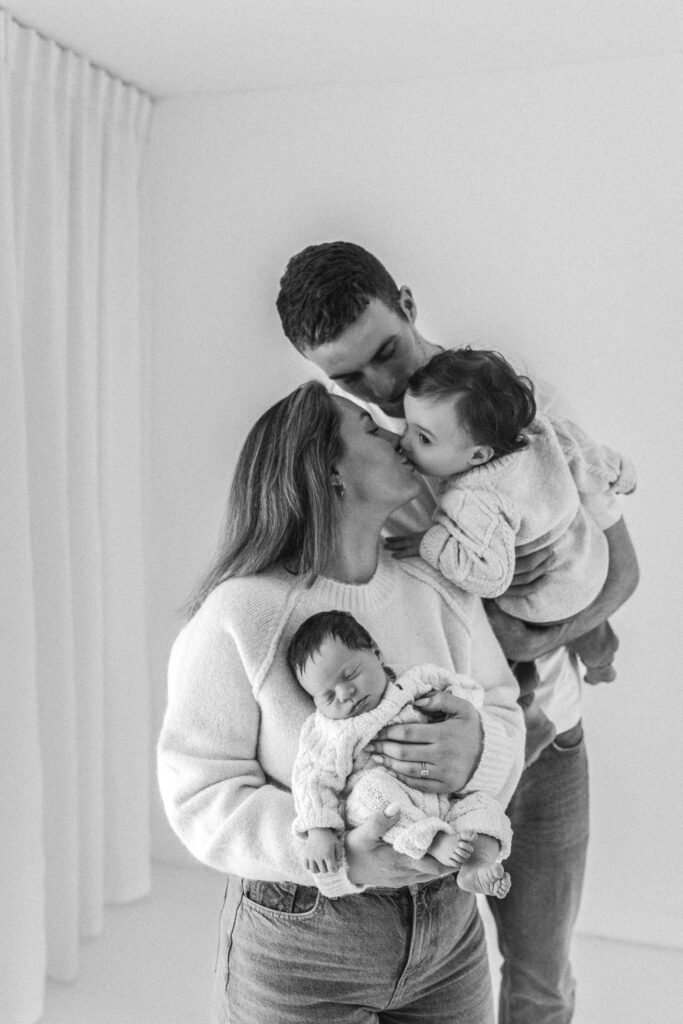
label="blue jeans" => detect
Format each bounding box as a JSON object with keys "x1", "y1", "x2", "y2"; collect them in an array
[
  {"x1": 487, "y1": 723, "x2": 589, "y2": 1024},
  {"x1": 212, "y1": 874, "x2": 494, "y2": 1023}
]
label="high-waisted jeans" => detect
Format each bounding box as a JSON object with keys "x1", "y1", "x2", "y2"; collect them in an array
[{"x1": 211, "y1": 873, "x2": 494, "y2": 1023}]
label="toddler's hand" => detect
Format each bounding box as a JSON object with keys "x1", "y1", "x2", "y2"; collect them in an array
[
  {"x1": 303, "y1": 827, "x2": 342, "y2": 874},
  {"x1": 384, "y1": 531, "x2": 426, "y2": 560}
]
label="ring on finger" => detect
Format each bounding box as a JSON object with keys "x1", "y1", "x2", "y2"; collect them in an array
[{"x1": 420, "y1": 762, "x2": 430, "y2": 779}]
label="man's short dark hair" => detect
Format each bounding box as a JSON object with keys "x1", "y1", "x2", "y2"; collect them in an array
[
  {"x1": 287, "y1": 610, "x2": 380, "y2": 678},
  {"x1": 276, "y1": 241, "x2": 406, "y2": 352},
  {"x1": 407, "y1": 348, "x2": 537, "y2": 457}
]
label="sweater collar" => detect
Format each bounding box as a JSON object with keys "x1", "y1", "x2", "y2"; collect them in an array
[
  {"x1": 306, "y1": 548, "x2": 397, "y2": 616},
  {"x1": 440, "y1": 449, "x2": 518, "y2": 489}
]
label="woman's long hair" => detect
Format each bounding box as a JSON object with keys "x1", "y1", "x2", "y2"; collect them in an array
[{"x1": 187, "y1": 381, "x2": 343, "y2": 616}]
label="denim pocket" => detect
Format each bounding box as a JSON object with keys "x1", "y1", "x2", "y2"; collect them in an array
[
  {"x1": 242, "y1": 879, "x2": 322, "y2": 920},
  {"x1": 551, "y1": 721, "x2": 584, "y2": 752}
]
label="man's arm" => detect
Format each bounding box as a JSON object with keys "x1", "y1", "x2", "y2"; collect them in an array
[{"x1": 486, "y1": 517, "x2": 639, "y2": 662}]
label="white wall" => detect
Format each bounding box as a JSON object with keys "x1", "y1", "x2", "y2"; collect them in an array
[{"x1": 145, "y1": 54, "x2": 683, "y2": 945}]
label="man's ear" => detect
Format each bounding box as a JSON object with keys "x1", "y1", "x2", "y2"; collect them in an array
[
  {"x1": 469, "y1": 445, "x2": 494, "y2": 467},
  {"x1": 398, "y1": 286, "x2": 417, "y2": 324}
]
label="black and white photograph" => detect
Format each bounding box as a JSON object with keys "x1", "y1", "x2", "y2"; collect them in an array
[{"x1": 2, "y1": 2, "x2": 682, "y2": 1022}]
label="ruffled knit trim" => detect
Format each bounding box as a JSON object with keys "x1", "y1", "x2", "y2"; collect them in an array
[
  {"x1": 312, "y1": 844, "x2": 367, "y2": 899},
  {"x1": 438, "y1": 449, "x2": 520, "y2": 491}
]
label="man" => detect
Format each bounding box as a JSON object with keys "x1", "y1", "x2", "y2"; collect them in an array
[{"x1": 276, "y1": 241, "x2": 639, "y2": 1024}]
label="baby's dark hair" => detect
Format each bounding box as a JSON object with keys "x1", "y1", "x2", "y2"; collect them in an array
[
  {"x1": 287, "y1": 610, "x2": 380, "y2": 678},
  {"x1": 407, "y1": 347, "x2": 536, "y2": 457}
]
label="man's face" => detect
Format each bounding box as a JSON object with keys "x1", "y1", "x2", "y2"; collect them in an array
[{"x1": 301, "y1": 293, "x2": 424, "y2": 417}]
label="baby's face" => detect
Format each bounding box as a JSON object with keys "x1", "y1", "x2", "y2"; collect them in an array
[
  {"x1": 297, "y1": 636, "x2": 388, "y2": 720},
  {"x1": 401, "y1": 393, "x2": 488, "y2": 477}
]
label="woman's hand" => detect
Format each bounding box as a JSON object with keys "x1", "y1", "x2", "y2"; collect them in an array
[
  {"x1": 365, "y1": 692, "x2": 484, "y2": 794},
  {"x1": 344, "y1": 805, "x2": 452, "y2": 887}
]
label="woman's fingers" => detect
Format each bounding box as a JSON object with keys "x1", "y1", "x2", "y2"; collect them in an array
[
  {"x1": 345, "y1": 809, "x2": 447, "y2": 886},
  {"x1": 390, "y1": 770, "x2": 443, "y2": 793},
  {"x1": 369, "y1": 707, "x2": 483, "y2": 794},
  {"x1": 372, "y1": 720, "x2": 439, "y2": 745},
  {"x1": 368, "y1": 738, "x2": 435, "y2": 762},
  {"x1": 413, "y1": 691, "x2": 473, "y2": 716},
  {"x1": 369, "y1": 752, "x2": 441, "y2": 790}
]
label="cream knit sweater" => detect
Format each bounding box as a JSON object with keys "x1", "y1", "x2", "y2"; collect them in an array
[{"x1": 157, "y1": 550, "x2": 524, "y2": 897}]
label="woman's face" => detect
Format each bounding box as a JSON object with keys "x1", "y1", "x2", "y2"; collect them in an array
[{"x1": 332, "y1": 397, "x2": 420, "y2": 513}]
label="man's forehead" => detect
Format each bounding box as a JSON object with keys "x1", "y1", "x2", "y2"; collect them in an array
[{"x1": 303, "y1": 299, "x2": 399, "y2": 376}]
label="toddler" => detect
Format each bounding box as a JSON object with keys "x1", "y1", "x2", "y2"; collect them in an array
[
  {"x1": 389, "y1": 348, "x2": 636, "y2": 757},
  {"x1": 288, "y1": 610, "x2": 512, "y2": 898}
]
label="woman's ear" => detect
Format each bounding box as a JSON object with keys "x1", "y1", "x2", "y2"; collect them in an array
[
  {"x1": 469, "y1": 445, "x2": 494, "y2": 467},
  {"x1": 330, "y1": 470, "x2": 345, "y2": 497},
  {"x1": 398, "y1": 286, "x2": 417, "y2": 325}
]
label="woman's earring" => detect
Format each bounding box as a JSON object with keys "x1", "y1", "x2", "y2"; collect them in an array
[{"x1": 333, "y1": 478, "x2": 345, "y2": 498}]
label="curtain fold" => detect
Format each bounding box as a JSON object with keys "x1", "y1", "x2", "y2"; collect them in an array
[{"x1": 1, "y1": 12, "x2": 154, "y2": 1021}]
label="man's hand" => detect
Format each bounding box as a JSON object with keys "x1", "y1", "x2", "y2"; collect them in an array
[
  {"x1": 384, "y1": 532, "x2": 426, "y2": 560},
  {"x1": 506, "y1": 542, "x2": 556, "y2": 595},
  {"x1": 303, "y1": 827, "x2": 342, "y2": 874},
  {"x1": 344, "y1": 805, "x2": 451, "y2": 887},
  {"x1": 365, "y1": 692, "x2": 483, "y2": 794},
  {"x1": 488, "y1": 518, "x2": 639, "y2": 661}
]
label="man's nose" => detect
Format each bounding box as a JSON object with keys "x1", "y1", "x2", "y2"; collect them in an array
[{"x1": 364, "y1": 366, "x2": 396, "y2": 401}]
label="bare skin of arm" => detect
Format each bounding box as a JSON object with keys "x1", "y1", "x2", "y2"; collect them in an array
[{"x1": 486, "y1": 517, "x2": 639, "y2": 662}]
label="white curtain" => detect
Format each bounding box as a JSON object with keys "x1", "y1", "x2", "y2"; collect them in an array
[{"x1": 1, "y1": 12, "x2": 154, "y2": 1023}]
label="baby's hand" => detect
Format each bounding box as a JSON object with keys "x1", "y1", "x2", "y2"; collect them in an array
[
  {"x1": 303, "y1": 828, "x2": 342, "y2": 874},
  {"x1": 384, "y1": 531, "x2": 426, "y2": 560}
]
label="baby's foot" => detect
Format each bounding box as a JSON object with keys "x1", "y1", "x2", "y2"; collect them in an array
[
  {"x1": 457, "y1": 860, "x2": 511, "y2": 899},
  {"x1": 429, "y1": 828, "x2": 476, "y2": 867},
  {"x1": 583, "y1": 662, "x2": 617, "y2": 685}
]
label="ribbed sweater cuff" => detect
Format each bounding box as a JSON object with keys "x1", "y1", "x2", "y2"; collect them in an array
[
  {"x1": 419, "y1": 526, "x2": 445, "y2": 570},
  {"x1": 313, "y1": 846, "x2": 367, "y2": 900},
  {"x1": 464, "y1": 712, "x2": 513, "y2": 797}
]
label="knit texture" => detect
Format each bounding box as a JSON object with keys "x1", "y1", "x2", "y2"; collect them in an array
[
  {"x1": 420, "y1": 415, "x2": 635, "y2": 622},
  {"x1": 158, "y1": 550, "x2": 523, "y2": 898},
  {"x1": 291, "y1": 664, "x2": 509, "y2": 864}
]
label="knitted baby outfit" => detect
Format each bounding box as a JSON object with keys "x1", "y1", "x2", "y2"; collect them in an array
[
  {"x1": 292, "y1": 663, "x2": 512, "y2": 860},
  {"x1": 419, "y1": 415, "x2": 636, "y2": 622}
]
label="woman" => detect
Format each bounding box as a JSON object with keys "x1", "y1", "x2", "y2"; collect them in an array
[{"x1": 157, "y1": 382, "x2": 524, "y2": 1024}]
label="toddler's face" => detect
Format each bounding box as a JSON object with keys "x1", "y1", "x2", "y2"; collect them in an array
[
  {"x1": 297, "y1": 635, "x2": 388, "y2": 720},
  {"x1": 401, "y1": 393, "x2": 491, "y2": 477}
]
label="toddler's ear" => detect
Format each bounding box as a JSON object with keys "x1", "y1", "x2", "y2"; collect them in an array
[{"x1": 469, "y1": 445, "x2": 494, "y2": 467}]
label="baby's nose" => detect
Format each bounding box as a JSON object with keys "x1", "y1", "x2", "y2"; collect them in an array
[{"x1": 336, "y1": 682, "x2": 355, "y2": 701}]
